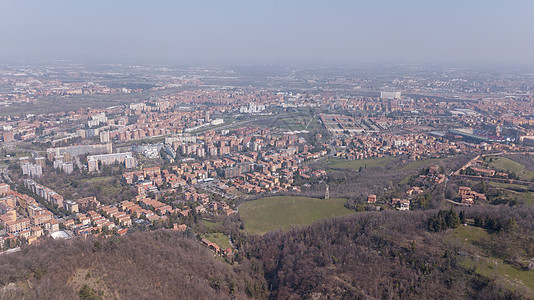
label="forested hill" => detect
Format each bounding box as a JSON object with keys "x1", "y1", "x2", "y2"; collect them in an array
[
  {"x1": 1, "y1": 206, "x2": 533, "y2": 299},
  {"x1": 0, "y1": 231, "x2": 267, "y2": 299},
  {"x1": 241, "y1": 207, "x2": 533, "y2": 299}
]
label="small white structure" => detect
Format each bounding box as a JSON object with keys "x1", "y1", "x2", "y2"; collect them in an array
[{"x1": 51, "y1": 231, "x2": 70, "y2": 239}]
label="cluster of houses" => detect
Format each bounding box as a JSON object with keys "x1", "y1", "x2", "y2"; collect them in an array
[
  {"x1": 463, "y1": 163, "x2": 510, "y2": 179},
  {"x1": 333, "y1": 133, "x2": 469, "y2": 161},
  {"x1": 0, "y1": 183, "x2": 60, "y2": 246},
  {"x1": 417, "y1": 165, "x2": 447, "y2": 185},
  {"x1": 201, "y1": 237, "x2": 233, "y2": 257},
  {"x1": 367, "y1": 193, "x2": 411, "y2": 211},
  {"x1": 120, "y1": 137, "x2": 329, "y2": 211},
  {"x1": 458, "y1": 186, "x2": 486, "y2": 205},
  {"x1": 365, "y1": 166, "x2": 449, "y2": 211},
  {"x1": 0, "y1": 175, "x2": 198, "y2": 250}
]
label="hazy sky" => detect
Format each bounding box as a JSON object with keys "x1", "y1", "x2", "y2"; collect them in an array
[{"x1": 1, "y1": 0, "x2": 533, "y2": 65}]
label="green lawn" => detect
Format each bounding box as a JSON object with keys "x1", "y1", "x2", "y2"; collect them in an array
[
  {"x1": 202, "y1": 233, "x2": 232, "y2": 250},
  {"x1": 447, "y1": 224, "x2": 490, "y2": 253},
  {"x1": 485, "y1": 173, "x2": 534, "y2": 205},
  {"x1": 81, "y1": 176, "x2": 115, "y2": 184},
  {"x1": 488, "y1": 182, "x2": 534, "y2": 205},
  {"x1": 261, "y1": 111, "x2": 321, "y2": 131},
  {"x1": 516, "y1": 192, "x2": 534, "y2": 205},
  {"x1": 201, "y1": 219, "x2": 218, "y2": 231},
  {"x1": 448, "y1": 225, "x2": 534, "y2": 297},
  {"x1": 2, "y1": 151, "x2": 31, "y2": 159},
  {"x1": 489, "y1": 158, "x2": 525, "y2": 174},
  {"x1": 239, "y1": 196, "x2": 354, "y2": 235},
  {"x1": 400, "y1": 158, "x2": 447, "y2": 172},
  {"x1": 488, "y1": 181, "x2": 528, "y2": 190},
  {"x1": 461, "y1": 257, "x2": 534, "y2": 298},
  {"x1": 486, "y1": 157, "x2": 534, "y2": 181},
  {"x1": 323, "y1": 157, "x2": 393, "y2": 171}
]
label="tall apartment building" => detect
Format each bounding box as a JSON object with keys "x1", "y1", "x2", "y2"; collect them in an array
[
  {"x1": 2, "y1": 131, "x2": 14, "y2": 143},
  {"x1": 88, "y1": 112, "x2": 107, "y2": 127},
  {"x1": 380, "y1": 91, "x2": 401, "y2": 100},
  {"x1": 99, "y1": 131, "x2": 110, "y2": 143},
  {"x1": 53, "y1": 162, "x2": 74, "y2": 174},
  {"x1": 22, "y1": 163, "x2": 43, "y2": 178},
  {"x1": 223, "y1": 163, "x2": 253, "y2": 179},
  {"x1": 0, "y1": 183, "x2": 10, "y2": 195},
  {"x1": 24, "y1": 179, "x2": 64, "y2": 208},
  {"x1": 35, "y1": 157, "x2": 46, "y2": 167},
  {"x1": 47, "y1": 143, "x2": 112, "y2": 160},
  {"x1": 87, "y1": 152, "x2": 137, "y2": 172}
]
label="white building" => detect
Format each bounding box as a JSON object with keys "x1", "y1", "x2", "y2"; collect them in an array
[
  {"x1": 64, "y1": 200, "x2": 79, "y2": 213},
  {"x1": 87, "y1": 152, "x2": 137, "y2": 172},
  {"x1": 211, "y1": 119, "x2": 224, "y2": 125},
  {"x1": 129, "y1": 102, "x2": 147, "y2": 111},
  {"x1": 165, "y1": 134, "x2": 197, "y2": 144},
  {"x1": 240, "y1": 103, "x2": 266, "y2": 114},
  {"x1": 380, "y1": 91, "x2": 401, "y2": 100},
  {"x1": 88, "y1": 112, "x2": 108, "y2": 127},
  {"x1": 22, "y1": 163, "x2": 42, "y2": 178},
  {"x1": 62, "y1": 162, "x2": 74, "y2": 174},
  {"x1": 99, "y1": 131, "x2": 110, "y2": 143}
]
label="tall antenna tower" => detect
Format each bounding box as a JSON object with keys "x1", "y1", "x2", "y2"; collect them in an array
[{"x1": 325, "y1": 184, "x2": 330, "y2": 199}]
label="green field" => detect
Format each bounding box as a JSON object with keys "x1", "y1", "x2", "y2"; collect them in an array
[
  {"x1": 239, "y1": 196, "x2": 354, "y2": 235},
  {"x1": 462, "y1": 258, "x2": 534, "y2": 298},
  {"x1": 401, "y1": 157, "x2": 447, "y2": 171},
  {"x1": 447, "y1": 224, "x2": 490, "y2": 253},
  {"x1": 489, "y1": 158, "x2": 525, "y2": 174},
  {"x1": 486, "y1": 157, "x2": 534, "y2": 181},
  {"x1": 1, "y1": 151, "x2": 32, "y2": 160},
  {"x1": 81, "y1": 176, "x2": 115, "y2": 184},
  {"x1": 323, "y1": 157, "x2": 393, "y2": 171},
  {"x1": 448, "y1": 225, "x2": 534, "y2": 296},
  {"x1": 201, "y1": 219, "x2": 218, "y2": 230},
  {"x1": 488, "y1": 182, "x2": 534, "y2": 205},
  {"x1": 265, "y1": 112, "x2": 322, "y2": 131},
  {"x1": 488, "y1": 181, "x2": 528, "y2": 190},
  {"x1": 203, "y1": 232, "x2": 232, "y2": 250}
]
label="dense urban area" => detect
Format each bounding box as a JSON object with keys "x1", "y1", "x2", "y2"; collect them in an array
[{"x1": 1, "y1": 63, "x2": 534, "y2": 299}]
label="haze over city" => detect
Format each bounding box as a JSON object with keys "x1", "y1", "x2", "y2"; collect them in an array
[{"x1": 1, "y1": 0, "x2": 534, "y2": 65}]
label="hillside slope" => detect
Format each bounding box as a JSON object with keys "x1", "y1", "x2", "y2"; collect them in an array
[
  {"x1": 240, "y1": 208, "x2": 533, "y2": 299},
  {"x1": 0, "y1": 231, "x2": 266, "y2": 299},
  {"x1": 1, "y1": 207, "x2": 533, "y2": 299}
]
